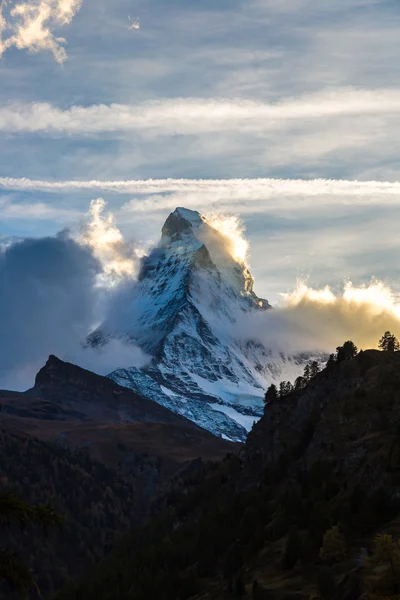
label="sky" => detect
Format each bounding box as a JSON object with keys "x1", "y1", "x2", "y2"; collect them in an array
[{"x1": 1, "y1": 0, "x2": 400, "y2": 303}]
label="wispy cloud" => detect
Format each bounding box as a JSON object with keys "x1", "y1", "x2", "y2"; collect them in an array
[
  {"x1": 0, "y1": 0, "x2": 82, "y2": 63},
  {"x1": 1, "y1": 176, "x2": 400, "y2": 207},
  {"x1": 0, "y1": 194, "x2": 82, "y2": 219},
  {"x1": 1, "y1": 89, "x2": 399, "y2": 134}
]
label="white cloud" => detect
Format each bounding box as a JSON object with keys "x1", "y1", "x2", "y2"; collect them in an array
[
  {"x1": 79, "y1": 198, "x2": 143, "y2": 285},
  {"x1": 1, "y1": 91, "x2": 398, "y2": 176},
  {"x1": 1, "y1": 175, "x2": 400, "y2": 208},
  {"x1": 0, "y1": 0, "x2": 82, "y2": 63},
  {"x1": 0, "y1": 195, "x2": 81, "y2": 219},
  {"x1": 1, "y1": 89, "x2": 400, "y2": 134}
]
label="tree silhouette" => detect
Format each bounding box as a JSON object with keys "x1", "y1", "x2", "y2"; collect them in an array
[
  {"x1": 310, "y1": 361, "x2": 320, "y2": 378},
  {"x1": 336, "y1": 340, "x2": 358, "y2": 362},
  {"x1": 264, "y1": 384, "x2": 278, "y2": 404},
  {"x1": 326, "y1": 354, "x2": 336, "y2": 369},
  {"x1": 294, "y1": 376, "x2": 307, "y2": 390},
  {"x1": 303, "y1": 364, "x2": 311, "y2": 381},
  {"x1": 0, "y1": 492, "x2": 62, "y2": 596},
  {"x1": 379, "y1": 331, "x2": 400, "y2": 353},
  {"x1": 279, "y1": 381, "x2": 293, "y2": 397}
]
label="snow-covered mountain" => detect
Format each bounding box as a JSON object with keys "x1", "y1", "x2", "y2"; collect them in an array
[{"x1": 91, "y1": 208, "x2": 307, "y2": 441}]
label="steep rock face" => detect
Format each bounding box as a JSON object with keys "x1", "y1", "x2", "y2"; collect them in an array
[{"x1": 94, "y1": 207, "x2": 304, "y2": 441}]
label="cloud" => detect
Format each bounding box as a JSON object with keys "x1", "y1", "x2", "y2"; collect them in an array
[
  {"x1": 1, "y1": 175, "x2": 400, "y2": 207},
  {"x1": 78, "y1": 198, "x2": 144, "y2": 285},
  {"x1": 0, "y1": 0, "x2": 82, "y2": 63},
  {"x1": 0, "y1": 89, "x2": 398, "y2": 134},
  {"x1": 203, "y1": 213, "x2": 249, "y2": 264},
  {"x1": 0, "y1": 0, "x2": 398, "y2": 185},
  {"x1": 0, "y1": 195, "x2": 81, "y2": 220},
  {"x1": 0, "y1": 232, "x2": 98, "y2": 388},
  {"x1": 0, "y1": 204, "x2": 149, "y2": 391},
  {"x1": 233, "y1": 280, "x2": 400, "y2": 359},
  {"x1": 2, "y1": 177, "x2": 400, "y2": 306}
]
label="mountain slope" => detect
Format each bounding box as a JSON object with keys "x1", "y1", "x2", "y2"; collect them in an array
[
  {"x1": 92, "y1": 207, "x2": 305, "y2": 441},
  {"x1": 0, "y1": 355, "x2": 235, "y2": 472},
  {"x1": 56, "y1": 349, "x2": 400, "y2": 600},
  {"x1": 0, "y1": 356, "x2": 236, "y2": 599}
]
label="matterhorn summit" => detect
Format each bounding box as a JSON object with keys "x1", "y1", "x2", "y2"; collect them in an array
[{"x1": 93, "y1": 208, "x2": 299, "y2": 441}]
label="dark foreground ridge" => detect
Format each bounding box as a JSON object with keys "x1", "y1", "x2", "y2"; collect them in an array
[
  {"x1": 55, "y1": 349, "x2": 400, "y2": 600},
  {"x1": 0, "y1": 356, "x2": 236, "y2": 599},
  {"x1": 1, "y1": 354, "x2": 236, "y2": 467}
]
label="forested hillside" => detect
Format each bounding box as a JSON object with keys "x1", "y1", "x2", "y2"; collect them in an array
[
  {"x1": 56, "y1": 345, "x2": 400, "y2": 600},
  {"x1": 0, "y1": 428, "x2": 145, "y2": 598},
  {"x1": 0, "y1": 356, "x2": 234, "y2": 598}
]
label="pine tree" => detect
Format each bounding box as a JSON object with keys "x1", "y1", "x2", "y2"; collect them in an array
[
  {"x1": 303, "y1": 364, "x2": 311, "y2": 381},
  {"x1": 336, "y1": 340, "x2": 358, "y2": 362},
  {"x1": 326, "y1": 354, "x2": 336, "y2": 369},
  {"x1": 294, "y1": 376, "x2": 307, "y2": 391},
  {"x1": 310, "y1": 361, "x2": 320, "y2": 378},
  {"x1": 319, "y1": 525, "x2": 346, "y2": 563},
  {"x1": 379, "y1": 331, "x2": 400, "y2": 353},
  {"x1": 264, "y1": 384, "x2": 278, "y2": 404},
  {"x1": 279, "y1": 381, "x2": 293, "y2": 398},
  {"x1": 0, "y1": 492, "x2": 62, "y2": 596}
]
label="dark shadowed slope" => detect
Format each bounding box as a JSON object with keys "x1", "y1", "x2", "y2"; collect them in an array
[
  {"x1": 55, "y1": 349, "x2": 400, "y2": 600},
  {"x1": 0, "y1": 355, "x2": 237, "y2": 471},
  {"x1": 0, "y1": 356, "x2": 236, "y2": 599}
]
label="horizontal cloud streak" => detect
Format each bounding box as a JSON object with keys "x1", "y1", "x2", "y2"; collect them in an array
[
  {"x1": 1, "y1": 89, "x2": 400, "y2": 135},
  {"x1": 1, "y1": 175, "x2": 400, "y2": 203}
]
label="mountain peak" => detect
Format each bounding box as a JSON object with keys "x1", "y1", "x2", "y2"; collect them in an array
[
  {"x1": 162, "y1": 207, "x2": 205, "y2": 243},
  {"x1": 174, "y1": 207, "x2": 204, "y2": 224},
  {"x1": 95, "y1": 206, "x2": 274, "y2": 440}
]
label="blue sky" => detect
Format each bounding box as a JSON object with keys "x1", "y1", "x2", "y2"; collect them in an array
[{"x1": 1, "y1": 0, "x2": 400, "y2": 301}]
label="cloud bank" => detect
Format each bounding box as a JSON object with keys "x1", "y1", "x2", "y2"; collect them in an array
[
  {"x1": 235, "y1": 280, "x2": 400, "y2": 358},
  {"x1": 0, "y1": 0, "x2": 82, "y2": 62},
  {"x1": 198, "y1": 213, "x2": 400, "y2": 359},
  {"x1": 0, "y1": 200, "x2": 148, "y2": 391}
]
